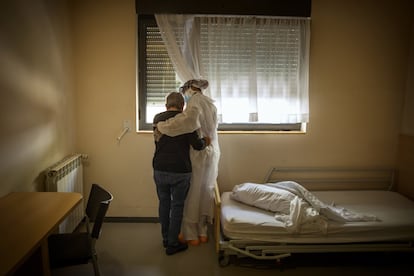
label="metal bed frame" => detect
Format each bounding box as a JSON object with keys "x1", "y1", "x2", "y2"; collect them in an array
[{"x1": 213, "y1": 167, "x2": 414, "y2": 266}]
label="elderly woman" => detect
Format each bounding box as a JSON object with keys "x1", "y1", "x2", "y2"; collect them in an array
[{"x1": 157, "y1": 79, "x2": 220, "y2": 245}]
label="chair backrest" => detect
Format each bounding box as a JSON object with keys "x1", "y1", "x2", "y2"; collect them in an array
[{"x1": 85, "y1": 184, "x2": 113, "y2": 239}]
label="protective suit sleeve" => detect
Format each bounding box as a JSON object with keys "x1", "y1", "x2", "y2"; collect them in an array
[{"x1": 157, "y1": 105, "x2": 201, "y2": 137}]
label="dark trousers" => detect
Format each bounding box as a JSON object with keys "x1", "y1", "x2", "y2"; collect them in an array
[{"x1": 153, "y1": 170, "x2": 191, "y2": 246}]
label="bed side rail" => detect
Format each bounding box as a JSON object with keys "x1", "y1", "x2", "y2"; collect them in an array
[
  {"x1": 213, "y1": 181, "x2": 221, "y2": 253},
  {"x1": 264, "y1": 167, "x2": 395, "y2": 191}
]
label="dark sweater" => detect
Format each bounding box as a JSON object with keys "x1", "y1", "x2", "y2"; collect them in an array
[{"x1": 152, "y1": 110, "x2": 207, "y2": 173}]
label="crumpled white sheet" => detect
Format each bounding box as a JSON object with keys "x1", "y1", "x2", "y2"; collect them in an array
[
  {"x1": 268, "y1": 181, "x2": 378, "y2": 218},
  {"x1": 272, "y1": 196, "x2": 327, "y2": 234},
  {"x1": 231, "y1": 181, "x2": 379, "y2": 234}
]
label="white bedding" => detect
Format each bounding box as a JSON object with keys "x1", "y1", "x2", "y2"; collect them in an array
[
  {"x1": 221, "y1": 189, "x2": 414, "y2": 243},
  {"x1": 230, "y1": 182, "x2": 296, "y2": 214},
  {"x1": 230, "y1": 182, "x2": 378, "y2": 234}
]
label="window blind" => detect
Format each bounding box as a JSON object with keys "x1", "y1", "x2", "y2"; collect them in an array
[
  {"x1": 145, "y1": 24, "x2": 179, "y2": 107},
  {"x1": 199, "y1": 18, "x2": 301, "y2": 92}
]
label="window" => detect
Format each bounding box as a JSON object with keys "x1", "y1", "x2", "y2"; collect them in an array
[
  {"x1": 138, "y1": 15, "x2": 310, "y2": 131},
  {"x1": 138, "y1": 16, "x2": 181, "y2": 130}
]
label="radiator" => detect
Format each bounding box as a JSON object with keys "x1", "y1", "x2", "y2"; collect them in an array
[{"x1": 45, "y1": 153, "x2": 87, "y2": 233}]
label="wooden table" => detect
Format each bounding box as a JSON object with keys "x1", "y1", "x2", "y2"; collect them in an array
[{"x1": 0, "y1": 192, "x2": 82, "y2": 275}]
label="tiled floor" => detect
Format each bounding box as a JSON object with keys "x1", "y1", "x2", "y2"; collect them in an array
[{"x1": 52, "y1": 222, "x2": 414, "y2": 276}]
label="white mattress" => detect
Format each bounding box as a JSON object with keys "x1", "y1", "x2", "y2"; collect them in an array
[{"x1": 221, "y1": 190, "x2": 414, "y2": 243}]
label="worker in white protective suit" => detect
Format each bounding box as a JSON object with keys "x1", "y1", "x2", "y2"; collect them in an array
[{"x1": 157, "y1": 79, "x2": 220, "y2": 246}]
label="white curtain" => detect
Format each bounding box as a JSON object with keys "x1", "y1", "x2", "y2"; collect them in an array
[
  {"x1": 155, "y1": 14, "x2": 310, "y2": 124},
  {"x1": 155, "y1": 14, "x2": 202, "y2": 84}
]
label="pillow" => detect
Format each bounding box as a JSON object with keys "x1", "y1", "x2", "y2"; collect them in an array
[{"x1": 230, "y1": 182, "x2": 296, "y2": 214}]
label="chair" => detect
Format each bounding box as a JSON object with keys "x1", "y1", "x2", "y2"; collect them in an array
[{"x1": 48, "y1": 184, "x2": 113, "y2": 275}]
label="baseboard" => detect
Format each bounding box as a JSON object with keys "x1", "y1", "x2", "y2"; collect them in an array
[{"x1": 104, "y1": 217, "x2": 159, "y2": 223}]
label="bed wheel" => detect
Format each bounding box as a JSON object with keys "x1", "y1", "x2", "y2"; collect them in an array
[{"x1": 218, "y1": 252, "x2": 230, "y2": 267}]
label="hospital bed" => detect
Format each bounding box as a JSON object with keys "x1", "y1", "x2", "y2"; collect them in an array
[{"x1": 213, "y1": 167, "x2": 414, "y2": 266}]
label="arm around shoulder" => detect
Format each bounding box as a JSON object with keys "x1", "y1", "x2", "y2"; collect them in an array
[{"x1": 157, "y1": 105, "x2": 201, "y2": 136}]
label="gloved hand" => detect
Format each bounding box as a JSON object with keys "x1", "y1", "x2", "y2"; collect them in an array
[{"x1": 203, "y1": 136, "x2": 211, "y2": 146}]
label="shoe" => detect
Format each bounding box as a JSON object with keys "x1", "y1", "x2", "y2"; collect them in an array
[
  {"x1": 178, "y1": 233, "x2": 186, "y2": 244},
  {"x1": 166, "y1": 243, "x2": 188, "y2": 255},
  {"x1": 163, "y1": 240, "x2": 168, "y2": 248},
  {"x1": 199, "y1": 236, "x2": 208, "y2": 243}
]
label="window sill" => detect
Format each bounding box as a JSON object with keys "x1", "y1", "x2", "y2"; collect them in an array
[
  {"x1": 137, "y1": 130, "x2": 306, "y2": 134},
  {"x1": 217, "y1": 130, "x2": 306, "y2": 134}
]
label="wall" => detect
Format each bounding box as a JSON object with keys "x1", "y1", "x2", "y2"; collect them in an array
[
  {"x1": 401, "y1": 21, "x2": 414, "y2": 136},
  {"x1": 0, "y1": 0, "x2": 413, "y2": 218},
  {"x1": 71, "y1": 0, "x2": 150, "y2": 216},
  {"x1": 0, "y1": 0, "x2": 75, "y2": 197},
  {"x1": 397, "y1": 20, "x2": 414, "y2": 199}
]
